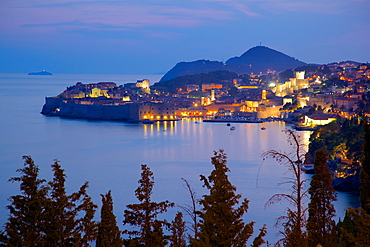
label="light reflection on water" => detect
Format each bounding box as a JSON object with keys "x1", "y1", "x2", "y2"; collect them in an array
[{"x1": 0, "y1": 74, "x2": 360, "y2": 244}]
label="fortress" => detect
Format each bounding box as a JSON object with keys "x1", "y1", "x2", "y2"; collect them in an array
[
  {"x1": 41, "y1": 80, "x2": 177, "y2": 122},
  {"x1": 271, "y1": 71, "x2": 309, "y2": 97},
  {"x1": 41, "y1": 97, "x2": 177, "y2": 122}
]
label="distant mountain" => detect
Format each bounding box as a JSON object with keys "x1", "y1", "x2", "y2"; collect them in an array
[
  {"x1": 225, "y1": 46, "x2": 306, "y2": 74},
  {"x1": 160, "y1": 46, "x2": 307, "y2": 82}
]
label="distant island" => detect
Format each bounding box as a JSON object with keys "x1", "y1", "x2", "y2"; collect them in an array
[{"x1": 28, "y1": 70, "x2": 53, "y2": 76}]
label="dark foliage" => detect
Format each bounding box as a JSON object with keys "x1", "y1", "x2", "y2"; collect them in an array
[
  {"x1": 1, "y1": 157, "x2": 97, "y2": 246},
  {"x1": 361, "y1": 119, "x2": 370, "y2": 213},
  {"x1": 337, "y1": 208, "x2": 370, "y2": 247},
  {"x1": 169, "y1": 212, "x2": 187, "y2": 247},
  {"x1": 307, "y1": 150, "x2": 338, "y2": 247},
  {"x1": 178, "y1": 178, "x2": 199, "y2": 243},
  {"x1": 123, "y1": 164, "x2": 174, "y2": 247},
  {"x1": 262, "y1": 130, "x2": 308, "y2": 247},
  {"x1": 308, "y1": 117, "x2": 364, "y2": 162},
  {"x1": 1, "y1": 156, "x2": 48, "y2": 246},
  {"x1": 152, "y1": 70, "x2": 243, "y2": 94},
  {"x1": 45, "y1": 160, "x2": 98, "y2": 246},
  {"x1": 97, "y1": 190, "x2": 123, "y2": 247},
  {"x1": 194, "y1": 150, "x2": 256, "y2": 247}
]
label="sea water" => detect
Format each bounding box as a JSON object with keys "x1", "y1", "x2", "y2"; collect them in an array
[{"x1": 0, "y1": 73, "x2": 360, "y2": 244}]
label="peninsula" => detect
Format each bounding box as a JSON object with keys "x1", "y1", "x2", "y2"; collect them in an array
[{"x1": 41, "y1": 46, "x2": 370, "y2": 126}]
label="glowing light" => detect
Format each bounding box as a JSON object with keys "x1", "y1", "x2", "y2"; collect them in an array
[{"x1": 269, "y1": 82, "x2": 276, "y2": 87}]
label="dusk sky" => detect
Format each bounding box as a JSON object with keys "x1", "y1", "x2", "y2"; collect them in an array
[{"x1": 1, "y1": 0, "x2": 369, "y2": 75}]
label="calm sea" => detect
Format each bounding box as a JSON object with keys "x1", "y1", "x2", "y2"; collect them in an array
[{"x1": 0, "y1": 73, "x2": 360, "y2": 244}]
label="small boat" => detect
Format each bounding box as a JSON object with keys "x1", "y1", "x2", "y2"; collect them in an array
[
  {"x1": 227, "y1": 123, "x2": 231, "y2": 126},
  {"x1": 261, "y1": 127, "x2": 266, "y2": 130},
  {"x1": 301, "y1": 164, "x2": 315, "y2": 174},
  {"x1": 230, "y1": 126, "x2": 236, "y2": 130}
]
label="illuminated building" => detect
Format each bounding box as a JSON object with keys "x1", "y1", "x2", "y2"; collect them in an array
[
  {"x1": 201, "y1": 83, "x2": 223, "y2": 90},
  {"x1": 136, "y1": 79, "x2": 150, "y2": 93},
  {"x1": 304, "y1": 114, "x2": 337, "y2": 126},
  {"x1": 271, "y1": 71, "x2": 309, "y2": 97}
]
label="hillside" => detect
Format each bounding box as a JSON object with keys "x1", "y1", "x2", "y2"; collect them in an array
[
  {"x1": 225, "y1": 46, "x2": 306, "y2": 74},
  {"x1": 160, "y1": 46, "x2": 307, "y2": 82},
  {"x1": 153, "y1": 70, "x2": 243, "y2": 94}
]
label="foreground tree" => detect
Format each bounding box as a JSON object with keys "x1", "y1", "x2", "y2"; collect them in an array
[
  {"x1": 337, "y1": 208, "x2": 370, "y2": 247},
  {"x1": 45, "y1": 160, "x2": 98, "y2": 246},
  {"x1": 306, "y1": 150, "x2": 337, "y2": 247},
  {"x1": 262, "y1": 129, "x2": 308, "y2": 247},
  {"x1": 179, "y1": 178, "x2": 199, "y2": 243},
  {"x1": 1, "y1": 157, "x2": 97, "y2": 246},
  {"x1": 194, "y1": 150, "x2": 256, "y2": 247},
  {"x1": 97, "y1": 190, "x2": 122, "y2": 247},
  {"x1": 1, "y1": 156, "x2": 48, "y2": 246},
  {"x1": 123, "y1": 164, "x2": 174, "y2": 247},
  {"x1": 169, "y1": 212, "x2": 187, "y2": 247}
]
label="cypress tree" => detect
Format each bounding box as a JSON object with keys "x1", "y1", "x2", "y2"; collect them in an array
[
  {"x1": 306, "y1": 150, "x2": 337, "y2": 247},
  {"x1": 195, "y1": 150, "x2": 255, "y2": 247},
  {"x1": 1, "y1": 157, "x2": 97, "y2": 246},
  {"x1": 169, "y1": 212, "x2": 187, "y2": 247},
  {"x1": 44, "y1": 160, "x2": 98, "y2": 246},
  {"x1": 123, "y1": 164, "x2": 174, "y2": 247},
  {"x1": 97, "y1": 190, "x2": 122, "y2": 247},
  {"x1": 2, "y1": 156, "x2": 48, "y2": 246}
]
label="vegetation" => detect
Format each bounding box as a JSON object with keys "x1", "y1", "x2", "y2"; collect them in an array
[
  {"x1": 361, "y1": 119, "x2": 370, "y2": 214},
  {"x1": 97, "y1": 190, "x2": 122, "y2": 247},
  {"x1": 2, "y1": 133, "x2": 370, "y2": 246},
  {"x1": 1, "y1": 157, "x2": 97, "y2": 246},
  {"x1": 2, "y1": 156, "x2": 48, "y2": 246},
  {"x1": 308, "y1": 117, "x2": 364, "y2": 162},
  {"x1": 194, "y1": 150, "x2": 256, "y2": 247},
  {"x1": 168, "y1": 212, "x2": 187, "y2": 247},
  {"x1": 179, "y1": 178, "x2": 199, "y2": 242},
  {"x1": 152, "y1": 70, "x2": 246, "y2": 94},
  {"x1": 335, "y1": 119, "x2": 370, "y2": 246},
  {"x1": 306, "y1": 150, "x2": 337, "y2": 247},
  {"x1": 337, "y1": 208, "x2": 370, "y2": 247},
  {"x1": 262, "y1": 130, "x2": 308, "y2": 247},
  {"x1": 123, "y1": 164, "x2": 174, "y2": 247}
]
